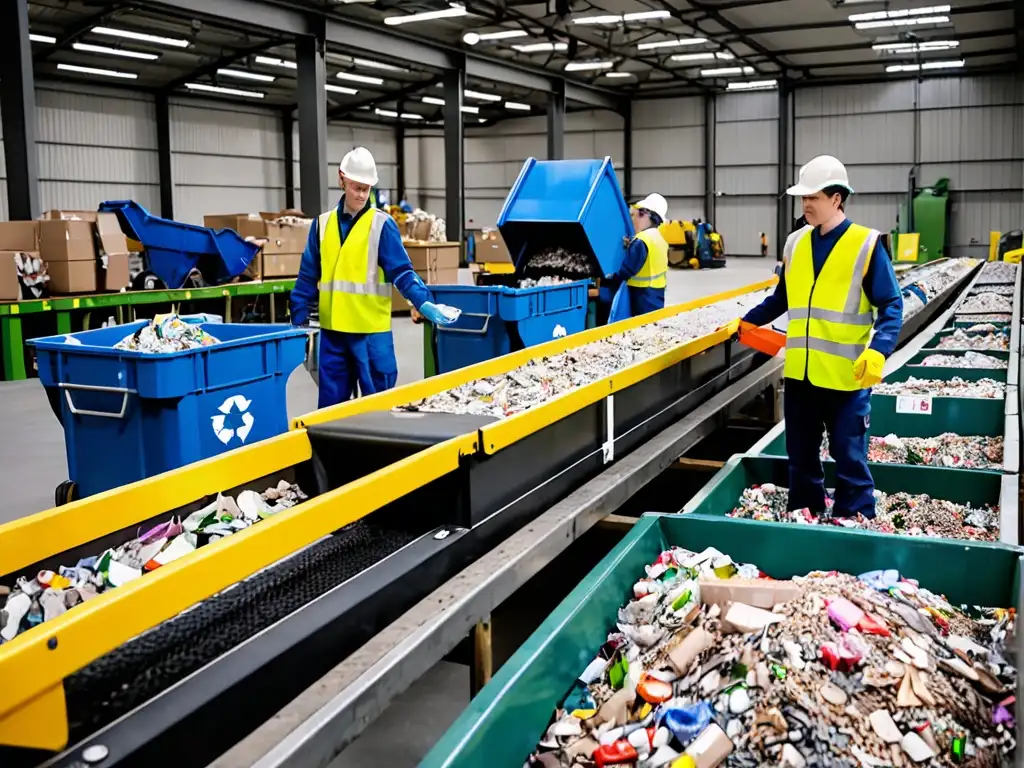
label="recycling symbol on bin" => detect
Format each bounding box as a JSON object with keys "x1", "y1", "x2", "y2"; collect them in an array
[
  {"x1": 212, "y1": 394, "x2": 255, "y2": 445},
  {"x1": 552, "y1": 324, "x2": 567, "y2": 339}
]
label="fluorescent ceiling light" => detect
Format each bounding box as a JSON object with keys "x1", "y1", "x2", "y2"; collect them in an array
[
  {"x1": 29, "y1": 34, "x2": 57, "y2": 44},
  {"x1": 422, "y1": 96, "x2": 446, "y2": 105},
  {"x1": 461, "y1": 105, "x2": 480, "y2": 114},
  {"x1": 353, "y1": 58, "x2": 406, "y2": 72},
  {"x1": 72, "y1": 42, "x2": 158, "y2": 60},
  {"x1": 57, "y1": 63, "x2": 137, "y2": 80},
  {"x1": 376, "y1": 108, "x2": 398, "y2": 117},
  {"x1": 564, "y1": 60, "x2": 616, "y2": 71},
  {"x1": 91, "y1": 26, "x2": 190, "y2": 48},
  {"x1": 727, "y1": 79, "x2": 778, "y2": 91},
  {"x1": 325, "y1": 84, "x2": 358, "y2": 94},
  {"x1": 464, "y1": 88, "x2": 501, "y2": 101},
  {"x1": 504, "y1": 101, "x2": 531, "y2": 110},
  {"x1": 573, "y1": 10, "x2": 670, "y2": 24},
  {"x1": 850, "y1": 5, "x2": 950, "y2": 28},
  {"x1": 605, "y1": 71, "x2": 633, "y2": 78},
  {"x1": 850, "y1": 5, "x2": 949, "y2": 20},
  {"x1": 671, "y1": 51, "x2": 733, "y2": 62},
  {"x1": 401, "y1": 113, "x2": 424, "y2": 120},
  {"x1": 186, "y1": 82, "x2": 264, "y2": 98},
  {"x1": 384, "y1": 4, "x2": 468, "y2": 25},
  {"x1": 478, "y1": 119, "x2": 487, "y2": 123},
  {"x1": 513, "y1": 41, "x2": 568, "y2": 53},
  {"x1": 638, "y1": 37, "x2": 707, "y2": 50},
  {"x1": 254, "y1": 55, "x2": 297, "y2": 70},
  {"x1": 701, "y1": 66, "x2": 755, "y2": 76},
  {"x1": 463, "y1": 29, "x2": 528, "y2": 44},
  {"x1": 886, "y1": 58, "x2": 964, "y2": 72},
  {"x1": 873, "y1": 40, "x2": 958, "y2": 51},
  {"x1": 336, "y1": 71, "x2": 384, "y2": 85},
  {"x1": 856, "y1": 15, "x2": 948, "y2": 28},
  {"x1": 218, "y1": 68, "x2": 275, "y2": 82}
]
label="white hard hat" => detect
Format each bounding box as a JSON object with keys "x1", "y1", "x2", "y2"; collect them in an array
[
  {"x1": 787, "y1": 155, "x2": 853, "y2": 196},
  {"x1": 633, "y1": 193, "x2": 668, "y2": 220},
  {"x1": 339, "y1": 146, "x2": 378, "y2": 186}
]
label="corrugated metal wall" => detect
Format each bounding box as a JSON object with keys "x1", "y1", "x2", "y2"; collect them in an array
[
  {"x1": 632, "y1": 98, "x2": 705, "y2": 225},
  {"x1": 794, "y1": 75, "x2": 1024, "y2": 257}
]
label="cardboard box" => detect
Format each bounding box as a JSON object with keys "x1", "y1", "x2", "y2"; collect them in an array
[
  {"x1": 95, "y1": 213, "x2": 129, "y2": 257},
  {"x1": 404, "y1": 219, "x2": 433, "y2": 242},
  {"x1": 204, "y1": 213, "x2": 267, "y2": 241},
  {"x1": 104, "y1": 252, "x2": 130, "y2": 291},
  {"x1": 47, "y1": 253, "x2": 130, "y2": 294},
  {"x1": 40, "y1": 220, "x2": 96, "y2": 262},
  {"x1": 0, "y1": 221, "x2": 39, "y2": 253},
  {"x1": 390, "y1": 264, "x2": 460, "y2": 311},
  {"x1": 473, "y1": 228, "x2": 512, "y2": 263},
  {"x1": 262, "y1": 252, "x2": 302, "y2": 279},
  {"x1": 41, "y1": 210, "x2": 98, "y2": 222},
  {"x1": 0, "y1": 252, "x2": 19, "y2": 301},
  {"x1": 406, "y1": 243, "x2": 460, "y2": 272}
]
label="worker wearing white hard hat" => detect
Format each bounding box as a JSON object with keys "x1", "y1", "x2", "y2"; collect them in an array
[
  {"x1": 604, "y1": 192, "x2": 670, "y2": 321},
  {"x1": 735, "y1": 154, "x2": 903, "y2": 519},
  {"x1": 290, "y1": 146, "x2": 456, "y2": 407}
]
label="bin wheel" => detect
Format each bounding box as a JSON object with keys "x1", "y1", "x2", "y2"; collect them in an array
[
  {"x1": 55, "y1": 481, "x2": 78, "y2": 507},
  {"x1": 132, "y1": 271, "x2": 166, "y2": 291}
]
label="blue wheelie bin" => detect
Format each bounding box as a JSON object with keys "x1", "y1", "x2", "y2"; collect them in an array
[
  {"x1": 99, "y1": 200, "x2": 260, "y2": 289},
  {"x1": 29, "y1": 321, "x2": 306, "y2": 501},
  {"x1": 432, "y1": 156, "x2": 633, "y2": 373}
]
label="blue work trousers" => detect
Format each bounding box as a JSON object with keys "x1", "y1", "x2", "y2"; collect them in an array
[
  {"x1": 318, "y1": 328, "x2": 398, "y2": 409},
  {"x1": 783, "y1": 377, "x2": 875, "y2": 518},
  {"x1": 628, "y1": 286, "x2": 665, "y2": 317}
]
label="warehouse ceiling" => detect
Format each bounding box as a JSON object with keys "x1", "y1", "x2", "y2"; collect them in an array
[{"x1": 26, "y1": 0, "x2": 1019, "y2": 123}]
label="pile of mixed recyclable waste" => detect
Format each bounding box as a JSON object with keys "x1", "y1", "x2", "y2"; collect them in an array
[
  {"x1": 977, "y1": 261, "x2": 1018, "y2": 284},
  {"x1": 114, "y1": 314, "x2": 220, "y2": 353},
  {"x1": 520, "y1": 275, "x2": 577, "y2": 289},
  {"x1": 729, "y1": 484, "x2": 999, "y2": 541},
  {"x1": 958, "y1": 293, "x2": 1013, "y2": 315},
  {"x1": 873, "y1": 377, "x2": 1005, "y2": 399},
  {"x1": 955, "y1": 314, "x2": 1012, "y2": 323},
  {"x1": 0, "y1": 481, "x2": 307, "y2": 642},
  {"x1": 397, "y1": 290, "x2": 771, "y2": 418},
  {"x1": 935, "y1": 328, "x2": 1009, "y2": 351},
  {"x1": 821, "y1": 432, "x2": 1003, "y2": 469},
  {"x1": 970, "y1": 285, "x2": 1015, "y2": 297},
  {"x1": 526, "y1": 546, "x2": 1016, "y2": 768},
  {"x1": 522, "y1": 247, "x2": 595, "y2": 283},
  {"x1": 919, "y1": 352, "x2": 1008, "y2": 369},
  {"x1": 898, "y1": 259, "x2": 978, "y2": 321}
]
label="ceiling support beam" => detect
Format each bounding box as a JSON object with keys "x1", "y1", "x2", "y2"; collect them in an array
[
  {"x1": 155, "y1": 92, "x2": 174, "y2": 219},
  {"x1": 547, "y1": 79, "x2": 566, "y2": 161},
  {"x1": 163, "y1": 41, "x2": 279, "y2": 93},
  {"x1": 328, "y1": 77, "x2": 442, "y2": 120},
  {"x1": 704, "y1": 93, "x2": 716, "y2": 225},
  {"x1": 775, "y1": 80, "x2": 793, "y2": 258},
  {"x1": 621, "y1": 102, "x2": 633, "y2": 200},
  {"x1": 1, "y1": 0, "x2": 40, "y2": 220},
  {"x1": 297, "y1": 30, "x2": 328, "y2": 216},
  {"x1": 282, "y1": 110, "x2": 295, "y2": 210},
  {"x1": 35, "y1": 4, "x2": 132, "y2": 63},
  {"x1": 443, "y1": 64, "x2": 466, "y2": 245}
]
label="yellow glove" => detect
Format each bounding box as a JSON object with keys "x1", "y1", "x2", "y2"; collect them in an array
[{"x1": 853, "y1": 348, "x2": 885, "y2": 388}]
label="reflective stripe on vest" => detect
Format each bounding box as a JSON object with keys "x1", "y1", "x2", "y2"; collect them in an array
[
  {"x1": 783, "y1": 222, "x2": 878, "y2": 390},
  {"x1": 627, "y1": 228, "x2": 669, "y2": 289},
  {"x1": 317, "y1": 207, "x2": 393, "y2": 334}
]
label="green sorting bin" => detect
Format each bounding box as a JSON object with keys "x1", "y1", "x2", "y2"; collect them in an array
[{"x1": 421, "y1": 513, "x2": 1024, "y2": 768}]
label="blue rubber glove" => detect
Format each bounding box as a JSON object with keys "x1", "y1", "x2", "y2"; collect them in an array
[{"x1": 419, "y1": 301, "x2": 458, "y2": 326}]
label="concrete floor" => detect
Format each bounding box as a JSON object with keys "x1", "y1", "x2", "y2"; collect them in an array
[{"x1": 0, "y1": 257, "x2": 776, "y2": 765}]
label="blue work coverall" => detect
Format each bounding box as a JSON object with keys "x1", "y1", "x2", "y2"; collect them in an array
[
  {"x1": 290, "y1": 199, "x2": 434, "y2": 408},
  {"x1": 742, "y1": 219, "x2": 903, "y2": 517},
  {"x1": 614, "y1": 237, "x2": 666, "y2": 317}
]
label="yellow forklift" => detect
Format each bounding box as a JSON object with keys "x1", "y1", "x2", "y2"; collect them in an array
[{"x1": 660, "y1": 218, "x2": 726, "y2": 269}]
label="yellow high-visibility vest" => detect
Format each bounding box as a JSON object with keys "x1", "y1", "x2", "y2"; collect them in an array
[
  {"x1": 627, "y1": 228, "x2": 669, "y2": 289},
  {"x1": 783, "y1": 222, "x2": 878, "y2": 390},
  {"x1": 317, "y1": 207, "x2": 393, "y2": 334}
]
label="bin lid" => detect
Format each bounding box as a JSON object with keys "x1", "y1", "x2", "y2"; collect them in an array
[{"x1": 497, "y1": 157, "x2": 633, "y2": 277}]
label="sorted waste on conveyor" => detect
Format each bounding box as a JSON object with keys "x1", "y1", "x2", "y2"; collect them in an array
[
  {"x1": 527, "y1": 546, "x2": 1016, "y2": 768},
  {"x1": 864, "y1": 433, "x2": 1004, "y2": 470},
  {"x1": 935, "y1": 329, "x2": 1009, "y2": 351},
  {"x1": 872, "y1": 377, "x2": 1006, "y2": 398},
  {"x1": 976, "y1": 261, "x2": 1018, "y2": 284},
  {"x1": 955, "y1": 314, "x2": 1012, "y2": 324},
  {"x1": 899, "y1": 259, "x2": 978, "y2": 322},
  {"x1": 957, "y1": 293, "x2": 1014, "y2": 315},
  {"x1": 729, "y1": 484, "x2": 999, "y2": 541},
  {"x1": 919, "y1": 352, "x2": 1008, "y2": 369},
  {"x1": 0, "y1": 482, "x2": 306, "y2": 643},
  {"x1": 969, "y1": 285, "x2": 1015, "y2": 297},
  {"x1": 113, "y1": 314, "x2": 220, "y2": 353},
  {"x1": 396, "y1": 291, "x2": 772, "y2": 418}
]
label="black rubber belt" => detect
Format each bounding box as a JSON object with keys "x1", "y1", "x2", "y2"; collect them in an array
[{"x1": 63, "y1": 519, "x2": 421, "y2": 740}]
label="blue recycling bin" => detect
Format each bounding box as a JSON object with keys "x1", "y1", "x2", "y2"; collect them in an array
[
  {"x1": 99, "y1": 200, "x2": 260, "y2": 289},
  {"x1": 433, "y1": 157, "x2": 633, "y2": 373},
  {"x1": 29, "y1": 321, "x2": 306, "y2": 499}
]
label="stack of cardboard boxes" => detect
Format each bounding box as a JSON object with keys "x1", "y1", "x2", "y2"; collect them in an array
[
  {"x1": 394, "y1": 242, "x2": 460, "y2": 312},
  {"x1": 0, "y1": 211, "x2": 130, "y2": 301},
  {"x1": 204, "y1": 211, "x2": 311, "y2": 280}
]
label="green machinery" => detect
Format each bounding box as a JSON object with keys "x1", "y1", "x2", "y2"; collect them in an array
[{"x1": 897, "y1": 174, "x2": 951, "y2": 263}]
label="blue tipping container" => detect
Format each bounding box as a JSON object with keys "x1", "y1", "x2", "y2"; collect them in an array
[
  {"x1": 29, "y1": 321, "x2": 306, "y2": 498},
  {"x1": 433, "y1": 157, "x2": 632, "y2": 373},
  {"x1": 99, "y1": 200, "x2": 260, "y2": 289}
]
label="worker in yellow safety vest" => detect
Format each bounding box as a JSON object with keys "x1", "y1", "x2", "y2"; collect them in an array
[
  {"x1": 290, "y1": 147, "x2": 457, "y2": 408},
  {"x1": 733, "y1": 155, "x2": 904, "y2": 519},
  {"x1": 604, "y1": 193, "x2": 670, "y2": 319}
]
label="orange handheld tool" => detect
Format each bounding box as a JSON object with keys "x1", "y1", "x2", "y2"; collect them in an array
[{"x1": 737, "y1": 322, "x2": 786, "y2": 356}]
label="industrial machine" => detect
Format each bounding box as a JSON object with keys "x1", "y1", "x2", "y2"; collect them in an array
[
  {"x1": 998, "y1": 230, "x2": 1023, "y2": 263},
  {"x1": 897, "y1": 175, "x2": 952, "y2": 263},
  {"x1": 661, "y1": 218, "x2": 726, "y2": 269}
]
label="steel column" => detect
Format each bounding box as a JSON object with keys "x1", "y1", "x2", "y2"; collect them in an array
[
  {"x1": 547, "y1": 79, "x2": 566, "y2": 161},
  {"x1": 775, "y1": 81, "x2": 793, "y2": 258},
  {"x1": 395, "y1": 123, "x2": 406, "y2": 203},
  {"x1": 282, "y1": 111, "x2": 295, "y2": 210},
  {"x1": 621, "y1": 102, "x2": 633, "y2": 199},
  {"x1": 296, "y1": 32, "x2": 328, "y2": 216},
  {"x1": 0, "y1": 0, "x2": 40, "y2": 220},
  {"x1": 703, "y1": 92, "x2": 716, "y2": 225},
  {"x1": 155, "y1": 93, "x2": 174, "y2": 219},
  {"x1": 443, "y1": 65, "x2": 465, "y2": 246}
]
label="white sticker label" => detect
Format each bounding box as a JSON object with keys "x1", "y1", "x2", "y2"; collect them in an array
[
  {"x1": 552, "y1": 324, "x2": 567, "y2": 338},
  {"x1": 895, "y1": 394, "x2": 933, "y2": 415}
]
